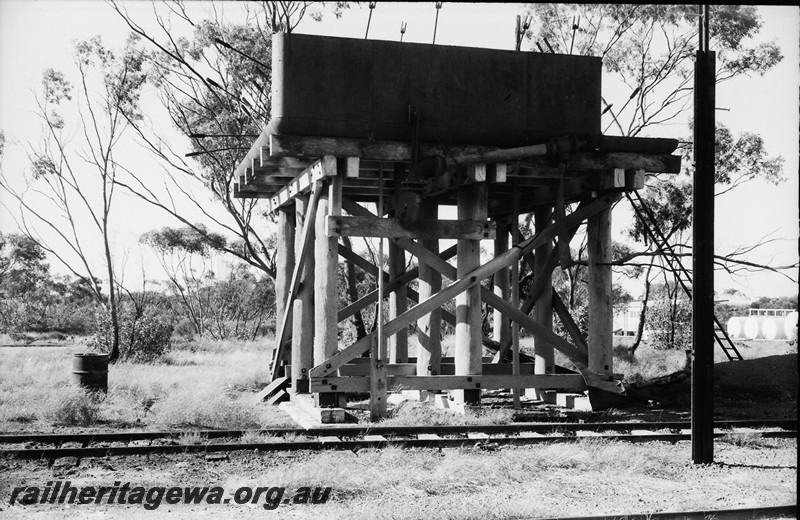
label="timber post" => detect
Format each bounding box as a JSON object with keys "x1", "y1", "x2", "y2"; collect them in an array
[
  {"x1": 314, "y1": 159, "x2": 342, "y2": 407},
  {"x1": 493, "y1": 221, "x2": 511, "y2": 347},
  {"x1": 275, "y1": 206, "x2": 295, "y2": 324},
  {"x1": 389, "y1": 163, "x2": 409, "y2": 363},
  {"x1": 292, "y1": 193, "x2": 315, "y2": 393},
  {"x1": 454, "y1": 180, "x2": 488, "y2": 405},
  {"x1": 416, "y1": 198, "x2": 442, "y2": 381},
  {"x1": 587, "y1": 203, "x2": 613, "y2": 376},
  {"x1": 532, "y1": 207, "x2": 556, "y2": 403}
]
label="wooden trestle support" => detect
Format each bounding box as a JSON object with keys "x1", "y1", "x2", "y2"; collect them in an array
[{"x1": 236, "y1": 133, "x2": 681, "y2": 420}]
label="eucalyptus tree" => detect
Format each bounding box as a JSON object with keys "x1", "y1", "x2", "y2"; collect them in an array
[
  {"x1": 0, "y1": 36, "x2": 149, "y2": 361},
  {"x1": 107, "y1": 1, "x2": 348, "y2": 281},
  {"x1": 523, "y1": 4, "x2": 793, "y2": 351}
]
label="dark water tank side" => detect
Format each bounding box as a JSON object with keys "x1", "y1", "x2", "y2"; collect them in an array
[{"x1": 268, "y1": 34, "x2": 601, "y2": 146}]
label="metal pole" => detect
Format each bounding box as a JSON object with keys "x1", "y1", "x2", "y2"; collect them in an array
[
  {"x1": 433, "y1": 2, "x2": 442, "y2": 44},
  {"x1": 365, "y1": 2, "x2": 376, "y2": 39},
  {"x1": 691, "y1": 3, "x2": 715, "y2": 464},
  {"x1": 569, "y1": 15, "x2": 580, "y2": 55}
]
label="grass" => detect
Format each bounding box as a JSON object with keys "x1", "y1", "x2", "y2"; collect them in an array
[
  {"x1": 213, "y1": 438, "x2": 796, "y2": 519},
  {"x1": 1, "y1": 332, "x2": 792, "y2": 432},
  {"x1": 719, "y1": 430, "x2": 776, "y2": 448},
  {"x1": 177, "y1": 431, "x2": 208, "y2": 445},
  {"x1": 376, "y1": 400, "x2": 515, "y2": 427},
  {"x1": 0, "y1": 337, "x2": 294, "y2": 431},
  {"x1": 239, "y1": 430, "x2": 277, "y2": 444}
]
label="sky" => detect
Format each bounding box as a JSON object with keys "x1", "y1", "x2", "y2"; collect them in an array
[{"x1": 0, "y1": 2, "x2": 797, "y2": 299}]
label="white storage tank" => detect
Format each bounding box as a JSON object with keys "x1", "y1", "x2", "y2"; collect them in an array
[
  {"x1": 726, "y1": 316, "x2": 743, "y2": 339},
  {"x1": 744, "y1": 316, "x2": 766, "y2": 340},
  {"x1": 762, "y1": 316, "x2": 787, "y2": 340},
  {"x1": 784, "y1": 311, "x2": 798, "y2": 341}
]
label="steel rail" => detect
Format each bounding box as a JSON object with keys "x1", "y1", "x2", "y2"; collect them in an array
[
  {"x1": 1, "y1": 428, "x2": 795, "y2": 460},
  {"x1": 1, "y1": 431, "x2": 795, "y2": 460},
  {"x1": 542, "y1": 504, "x2": 797, "y2": 520},
  {"x1": 1, "y1": 419, "x2": 795, "y2": 446}
]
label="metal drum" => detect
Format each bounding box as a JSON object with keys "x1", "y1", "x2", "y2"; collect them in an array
[{"x1": 72, "y1": 353, "x2": 108, "y2": 392}]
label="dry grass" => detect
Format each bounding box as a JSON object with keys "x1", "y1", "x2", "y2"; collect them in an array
[
  {"x1": 177, "y1": 431, "x2": 208, "y2": 445},
  {"x1": 376, "y1": 400, "x2": 514, "y2": 427},
  {"x1": 0, "y1": 338, "x2": 293, "y2": 431},
  {"x1": 216, "y1": 438, "x2": 796, "y2": 519},
  {"x1": 719, "y1": 430, "x2": 776, "y2": 448},
  {"x1": 2, "y1": 333, "x2": 792, "y2": 432},
  {"x1": 239, "y1": 430, "x2": 277, "y2": 444}
]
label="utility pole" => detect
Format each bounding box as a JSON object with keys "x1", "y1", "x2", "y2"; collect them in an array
[{"x1": 691, "y1": 3, "x2": 715, "y2": 464}]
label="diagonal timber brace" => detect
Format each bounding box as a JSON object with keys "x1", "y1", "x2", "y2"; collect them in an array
[
  {"x1": 311, "y1": 192, "x2": 621, "y2": 378},
  {"x1": 493, "y1": 224, "x2": 580, "y2": 362},
  {"x1": 552, "y1": 290, "x2": 589, "y2": 353},
  {"x1": 270, "y1": 182, "x2": 324, "y2": 381},
  {"x1": 338, "y1": 209, "x2": 586, "y2": 363},
  {"x1": 337, "y1": 243, "x2": 460, "y2": 325}
]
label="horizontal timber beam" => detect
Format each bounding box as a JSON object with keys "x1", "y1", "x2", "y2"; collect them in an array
[
  {"x1": 235, "y1": 132, "x2": 679, "y2": 195},
  {"x1": 328, "y1": 216, "x2": 495, "y2": 240},
  {"x1": 234, "y1": 129, "x2": 270, "y2": 180},
  {"x1": 338, "y1": 362, "x2": 538, "y2": 377},
  {"x1": 310, "y1": 374, "x2": 587, "y2": 393},
  {"x1": 265, "y1": 156, "x2": 337, "y2": 214},
  {"x1": 253, "y1": 156, "x2": 312, "y2": 175},
  {"x1": 490, "y1": 170, "x2": 631, "y2": 218},
  {"x1": 270, "y1": 134, "x2": 499, "y2": 162}
]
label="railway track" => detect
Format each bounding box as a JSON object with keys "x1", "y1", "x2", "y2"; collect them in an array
[
  {"x1": 1, "y1": 419, "x2": 795, "y2": 459},
  {"x1": 549, "y1": 504, "x2": 797, "y2": 520}
]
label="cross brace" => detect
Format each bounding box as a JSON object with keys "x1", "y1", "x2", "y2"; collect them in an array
[{"x1": 311, "y1": 192, "x2": 621, "y2": 379}]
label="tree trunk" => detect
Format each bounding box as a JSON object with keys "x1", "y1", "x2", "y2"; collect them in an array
[
  {"x1": 103, "y1": 202, "x2": 121, "y2": 363},
  {"x1": 342, "y1": 237, "x2": 368, "y2": 340},
  {"x1": 628, "y1": 259, "x2": 655, "y2": 356}
]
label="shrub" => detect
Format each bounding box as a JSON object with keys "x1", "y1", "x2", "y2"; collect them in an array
[
  {"x1": 43, "y1": 385, "x2": 101, "y2": 426},
  {"x1": 173, "y1": 318, "x2": 197, "y2": 339},
  {"x1": 88, "y1": 309, "x2": 174, "y2": 363},
  {"x1": 646, "y1": 297, "x2": 692, "y2": 350},
  {"x1": 150, "y1": 388, "x2": 264, "y2": 429}
]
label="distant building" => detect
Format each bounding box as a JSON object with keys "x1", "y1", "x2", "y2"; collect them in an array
[{"x1": 613, "y1": 300, "x2": 645, "y2": 338}]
